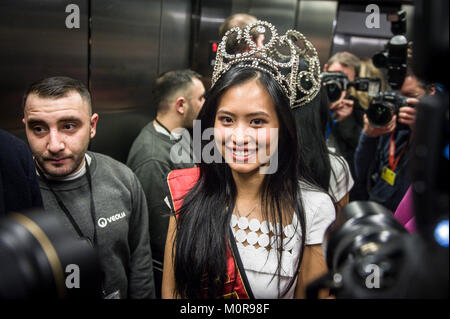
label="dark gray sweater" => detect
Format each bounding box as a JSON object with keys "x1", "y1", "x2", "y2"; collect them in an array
[
  {"x1": 38, "y1": 151, "x2": 155, "y2": 299},
  {"x1": 127, "y1": 122, "x2": 194, "y2": 267}
]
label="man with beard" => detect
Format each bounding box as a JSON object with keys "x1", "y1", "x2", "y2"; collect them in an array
[
  {"x1": 127, "y1": 69, "x2": 205, "y2": 297},
  {"x1": 22, "y1": 76, "x2": 155, "y2": 299}
]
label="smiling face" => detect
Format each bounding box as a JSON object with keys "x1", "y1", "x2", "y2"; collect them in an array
[
  {"x1": 214, "y1": 78, "x2": 279, "y2": 175},
  {"x1": 23, "y1": 91, "x2": 98, "y2": 178}
]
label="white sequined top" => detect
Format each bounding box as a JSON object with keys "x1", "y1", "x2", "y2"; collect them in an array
[{"x1": 230, "y1": 187, "x2": 335, "y2": 299}]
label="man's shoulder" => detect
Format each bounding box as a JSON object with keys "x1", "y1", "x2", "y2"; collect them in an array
[
  {"x1": 127, "y1": 123, "x2": 173, "y2": 164},
  {"x1": 0, "y1": 129, "x2": 29, "y2": 154},
  {"x1": 0, "y1": 130, "x2": 33, "y2": 170},
  {"x1": 89, "y1": 151, "x2": 136, "y2": 180}
]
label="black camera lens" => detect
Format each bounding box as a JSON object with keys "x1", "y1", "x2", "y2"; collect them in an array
[
  {"x1": 325, "y1": 81, "x2": 342, "y2": 102},
  {"x1": 367, "y1": 100, "x2": 395, "y2": 127},
  {"x1": 323, "y1": 201, "x2": 407, "y2": 272},
  {"x1": 0, "y1": 210, "x2": 102, "y2": 299}
]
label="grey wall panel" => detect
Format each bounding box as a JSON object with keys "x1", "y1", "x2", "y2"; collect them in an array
[
  {"x1": 246, "y1": 0, "x2": 297, "y2": 34},
  {"x1": 88, "y1": 0, "x2": 161, "y2": 162},
  {"x1": 0, "y1": 0, "x2": 88, "y2": 135},
  {"x1": 191, "y1": 0, "x2": 231, "y2": 82},
  {"x1": 89, "y1": 0, "x2": 161, "y2": 112},
  {"x1": 330, "y1": 3, "x2": 405, "y2": 61},
  {"x1": 295, "y1": 1, "x2": 338, "y2": 67},
  {"x1": 158, "y1": 0, "x2": 191, "y2": 73}
]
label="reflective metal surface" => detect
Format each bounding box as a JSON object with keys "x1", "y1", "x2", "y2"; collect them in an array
[
  {"x1": 191, "y1": 0, "x2": 231, "y2": 82},
  {"x1": 0, "y1": 0, "x2": 88, "y2": 135},
  {"x1": 245, "y1": 0, "x2": 297, "y2": 34},
  {"x1": 89, "y1": 0, "x2": 160, "y2": 112},
  {"x1": 159, "y1": 0, "x2": 191, "y2": 73},
  {"x1": 0, "y1": 0, "x2": 419, "y2": 162},
  {"x1": 295, "y1": 1, "x2": 338, "y2": 67},
  {"x1": 330, "y1": 3, "x2": 402, "y2": 60}
]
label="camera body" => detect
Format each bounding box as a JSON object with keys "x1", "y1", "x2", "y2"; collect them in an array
[
  {"x1": 372, "y1": 10, "x2": 408, "y2": 90},
  {"x1": 0, "y1": 210, "x2": 102, "y2": 299},
  {"x1": 367, "y1": 90, "x2": 409, "y2": 127},
  {"x1": 321, "y1": 71, "x2": 350, "y2": 102},
  {"x1": 306, "y1": 201, "x2": 449, "y2": 299},
  {"x1": 321, "y1": 72, "x2": 381, "y2": 103}
]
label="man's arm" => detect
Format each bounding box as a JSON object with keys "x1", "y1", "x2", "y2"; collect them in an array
[
  {"x1": 127, "y1": 174, "x2": 156, "y2": 299},
  {"x1": 354, "y1": 114, "x2": 396, "y2": 181},
  {"x1": 134, "y1": 160, "x2": 172, "y2": 263}
]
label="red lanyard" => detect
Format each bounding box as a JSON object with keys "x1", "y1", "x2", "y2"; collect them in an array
[{"x1": 389, "y1": 131, "x2": 408, "y2": 171}]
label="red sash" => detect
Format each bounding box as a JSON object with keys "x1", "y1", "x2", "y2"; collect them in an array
[{"x1": 166, "y1": 167, "x2": 252, "y2": 299}]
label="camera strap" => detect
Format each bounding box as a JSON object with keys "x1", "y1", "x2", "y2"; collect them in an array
[
  {"x1": 389, "y1": 131, "x2": 409, "y2": 171},
  {"x1": 36, "y1": 159, "x2": 98, "y2": 246}
]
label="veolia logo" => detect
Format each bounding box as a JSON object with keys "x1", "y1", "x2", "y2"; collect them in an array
[{"x1": 97, "y1": 212, "x2": 127, "y2": 228}]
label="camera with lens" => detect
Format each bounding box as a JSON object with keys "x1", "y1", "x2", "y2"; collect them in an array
[
  {"x1": 306, "y1": 201, "x2": 448, "y2": 299},
  {"x1": 368, "y1": 10, "x2": 411, "y2": 128},
  {"x1": 321, "y1": 72, "x2": 349, "y2": 102},
  {"x1": 367, "y1": 90, "x2": 410, "y2": 127},
  {"x1": 372, "y1": 10, "x2": 408, "y2": 90},
  {"x1": 0, "y1": 209, "x2": 102, "y2": 299},
  {"x1": 321, "y1": 72, "x2": 381, "y2": 103},
  {"x1": 307, "y1": 0, "x2": 449, "y2": 299}
]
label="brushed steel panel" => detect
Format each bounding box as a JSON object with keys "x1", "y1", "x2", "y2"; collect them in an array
[
  {"x1": 296, "y1": 1, "x2": 338, "y2": 67},
  {"x1": 88, "y1": 0, "x2": 161, "y2": 161},
  {"x1": 89, "y1": 0, "x2": 161, "y2": 112},
  {"x1": 0, "y1": 0, "x2": 88, "y2": 134},
  {"x1": 159, "y1": 0, "x2": 191, "y2": 73},
  {"x1": 247, "y1": 0, "x2": 297, "y2": 34},
  {"x1": 191, "y1": 0, "x2": 231, "y2": 82}
]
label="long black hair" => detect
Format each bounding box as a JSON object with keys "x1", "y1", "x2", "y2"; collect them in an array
[
  {"x1": 293, "y1": 85, "x2": 349, "y2": 202},
  {"x1": 173, "y1": 66, "x2": 312, "y2": 298}
]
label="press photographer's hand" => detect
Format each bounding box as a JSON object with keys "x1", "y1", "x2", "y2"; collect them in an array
[
  {"x1": 398, "y1": 98, "x2": 419, "y2": 132},
  {"x1": 363, "y1": 113, "x2": 397, "y2": 138},
  {"x1": 330, "y1": 91, "x2": 354, "y2": 121}
]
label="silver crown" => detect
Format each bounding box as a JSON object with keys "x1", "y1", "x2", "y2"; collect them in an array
[{"x1": 212, "y1": 20, "x2": 321, "y2": 109}]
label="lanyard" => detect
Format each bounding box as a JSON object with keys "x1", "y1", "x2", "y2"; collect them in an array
[
  {"x1": 155, "y1": 118, "x2": 174, "y2": 138},
  {"x1": 36, "y1": 159, "x2": 98, "y2": 246},
  {"x1": 388, "y1": 131, "x2": 408, "y2": 172}
]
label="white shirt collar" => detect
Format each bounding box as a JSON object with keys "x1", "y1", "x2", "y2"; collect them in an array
[{"x1": 153, "y1": 122, "x2": 182, "y2": 139}]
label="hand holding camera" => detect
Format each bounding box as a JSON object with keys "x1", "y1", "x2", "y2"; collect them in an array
[
  {"x1": 330, "y1": 92, "x2": 355, "y2": 122},
  {"x1": 321, "y1": 71, "x2": 381, "y2": 121},
  {"x1": 397, "y1": 98, "x2": 418, "y2": 131},
  {"x1": 366, "y1": 94, "x2": 418, "y2": 135},
  {"x1": 363, "y1": 113, "x2": 397, "y2": 138}
]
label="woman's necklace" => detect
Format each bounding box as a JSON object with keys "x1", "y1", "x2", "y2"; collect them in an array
[{"x1": 236, "y1": 203, "x2": 258, "y2": 218}]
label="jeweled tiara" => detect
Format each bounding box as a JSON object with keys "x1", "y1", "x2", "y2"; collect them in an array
[{"x1": 212, "y1": 20, "x2": 321, "y2": 109}]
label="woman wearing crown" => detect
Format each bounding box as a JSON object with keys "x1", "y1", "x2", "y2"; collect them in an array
[{"x1": 161, "y1": 21, "x2": 335, "y2": 299}]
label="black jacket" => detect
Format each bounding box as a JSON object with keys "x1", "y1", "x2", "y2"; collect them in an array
[{"x1": 0, "y1": 129, "x2": 42, "y2": 217}]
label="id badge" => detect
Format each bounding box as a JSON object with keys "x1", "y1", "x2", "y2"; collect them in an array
[
  {"x1": 104, "y1": 290, "x2": 121, "y2": 299},
  {"x1": 381, "y1": 166, "x2": 396, "y2": 186}
]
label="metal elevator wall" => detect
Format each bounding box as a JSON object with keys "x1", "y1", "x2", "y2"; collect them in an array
[
  {"x1": 0, "y1": 0, "x2": 416, "y2": 163},
  {"x1": 0, "y1": 0, "x2": 192, "y2": 163},
  {"x1": 0, "y1": 0, "x2": 89, "y2": 140}
]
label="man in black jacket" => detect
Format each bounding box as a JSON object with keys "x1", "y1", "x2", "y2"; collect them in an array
[{"x1": 0, "y1": 129, "x2": 43, "y2": 217}]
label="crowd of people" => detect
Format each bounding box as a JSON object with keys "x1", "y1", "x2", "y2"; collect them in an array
[{"x1": 0, "y1": 13, "x2": 443, "y2": 299}]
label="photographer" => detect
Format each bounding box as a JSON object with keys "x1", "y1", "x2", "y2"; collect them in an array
[
  {"x1": 324, "y1": 52, "x2": 366, "y2": 175},
  {"x1": 354, "y1": 71, "x2": 435, "y2": 212}
]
